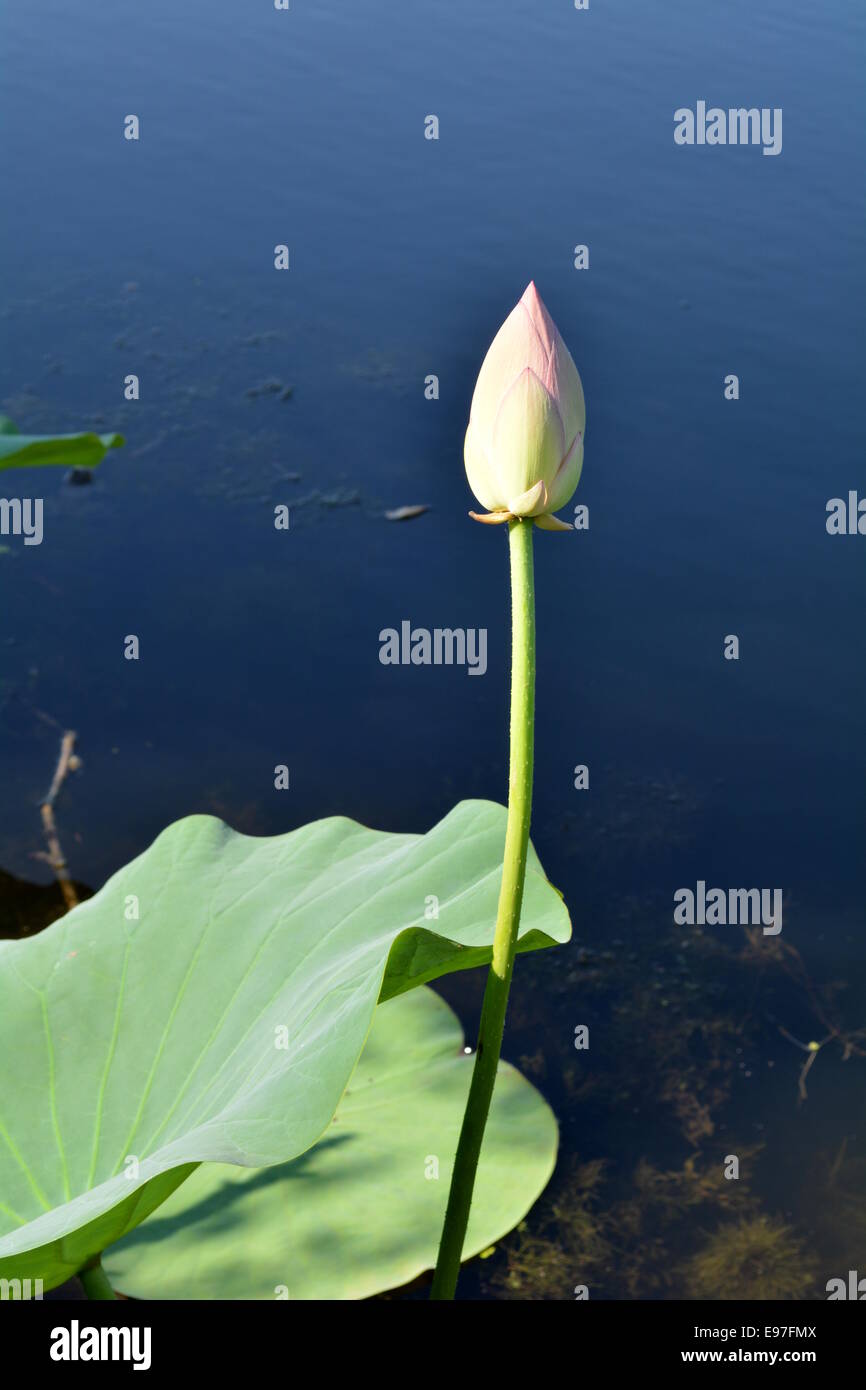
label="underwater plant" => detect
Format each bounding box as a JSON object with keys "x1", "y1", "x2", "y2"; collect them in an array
[{"x1": 684, "y1": 1216, "x2": 818, "y2": 1301}]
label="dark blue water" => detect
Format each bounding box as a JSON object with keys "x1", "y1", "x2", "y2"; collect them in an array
[{"x1": 2, "y1": 0, "x2": 864, "y2": 1296}]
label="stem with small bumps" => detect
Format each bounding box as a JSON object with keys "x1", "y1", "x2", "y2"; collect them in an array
[{"x1": 430, "y1": 517, "x2": 535, "y2": 1299}]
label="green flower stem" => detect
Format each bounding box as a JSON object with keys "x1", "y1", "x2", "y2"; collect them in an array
[
  {"x1": 79, "y1": 1258, "x2": 116, "y2": 1300},
  {"x1": 431, "y1": 516, "x2": 536, "y2": 1300}
]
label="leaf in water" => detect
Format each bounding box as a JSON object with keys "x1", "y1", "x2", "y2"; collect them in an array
[
  {"x1": 107, "y1": 985, "x2": 558, "y2": 1299},
  {"x1": 0, "y1": 415, "x2": 124, "y2": 471},
  {"x1": 0, "y1": 800, "x2": 569, "y2": 1289},
  {"x1": 385, "y1": 505, "x2": 429, "y2": 521}
]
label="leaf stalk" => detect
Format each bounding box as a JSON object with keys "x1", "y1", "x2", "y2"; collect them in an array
[
  {"x1": 430, "y1": 517, "x2": 536, "y2": 1299},
  {"x1": 79, "y1": 1257, "x2": 116, "y2": 1300}
]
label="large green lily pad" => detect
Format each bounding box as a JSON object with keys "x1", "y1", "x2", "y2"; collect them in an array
[
  {"x1": 0, "y1": 801, "x2": 569, "y2": 1290},
  {"x1": 0, "y1": 414, "x2": 124, "y2": 471},
  {"x1": 107, "y1": 985, "x2": 558, "y2": 1299}
]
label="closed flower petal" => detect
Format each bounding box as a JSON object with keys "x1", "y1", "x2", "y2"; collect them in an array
[
  {"x1": 492, "y1": 369, "x2": 565, "y2": 506},
  {"x1": 464, "y1": 422, "x2": 501, "y2": 512},
  {"x1": 546, "y1": 431, "x2": 584, "y2": 513},
  {"x1": 464, "y1": 283, "x2": 585, "y2": 528},
  {"x1": 508, "y1": 479, "x2": 549, "y2": 518},
  {"x1": 520, "y1": 283, "x2": 586, "y2": 449}
]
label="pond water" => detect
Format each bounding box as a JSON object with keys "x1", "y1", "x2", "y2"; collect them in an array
[{"x1": 2, "y1": 0, "x2": 864, "y2": 1298}]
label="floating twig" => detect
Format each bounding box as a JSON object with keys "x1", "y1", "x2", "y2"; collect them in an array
[
  {"x1": 39, "y1": 730, "x2": 81, "y2": 912},
  {"x1": 384, "y1": 504, "x2": 429, "y2": 522}
]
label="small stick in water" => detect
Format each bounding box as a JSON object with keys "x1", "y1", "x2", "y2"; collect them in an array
[{"x1": 39, "y1": 730, "x2": 81, "y2": 912}]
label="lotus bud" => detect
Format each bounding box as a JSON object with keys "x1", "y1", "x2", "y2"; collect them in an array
[{"x1": 464, "y1": 282, "x2": 585, "y2": 530}]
